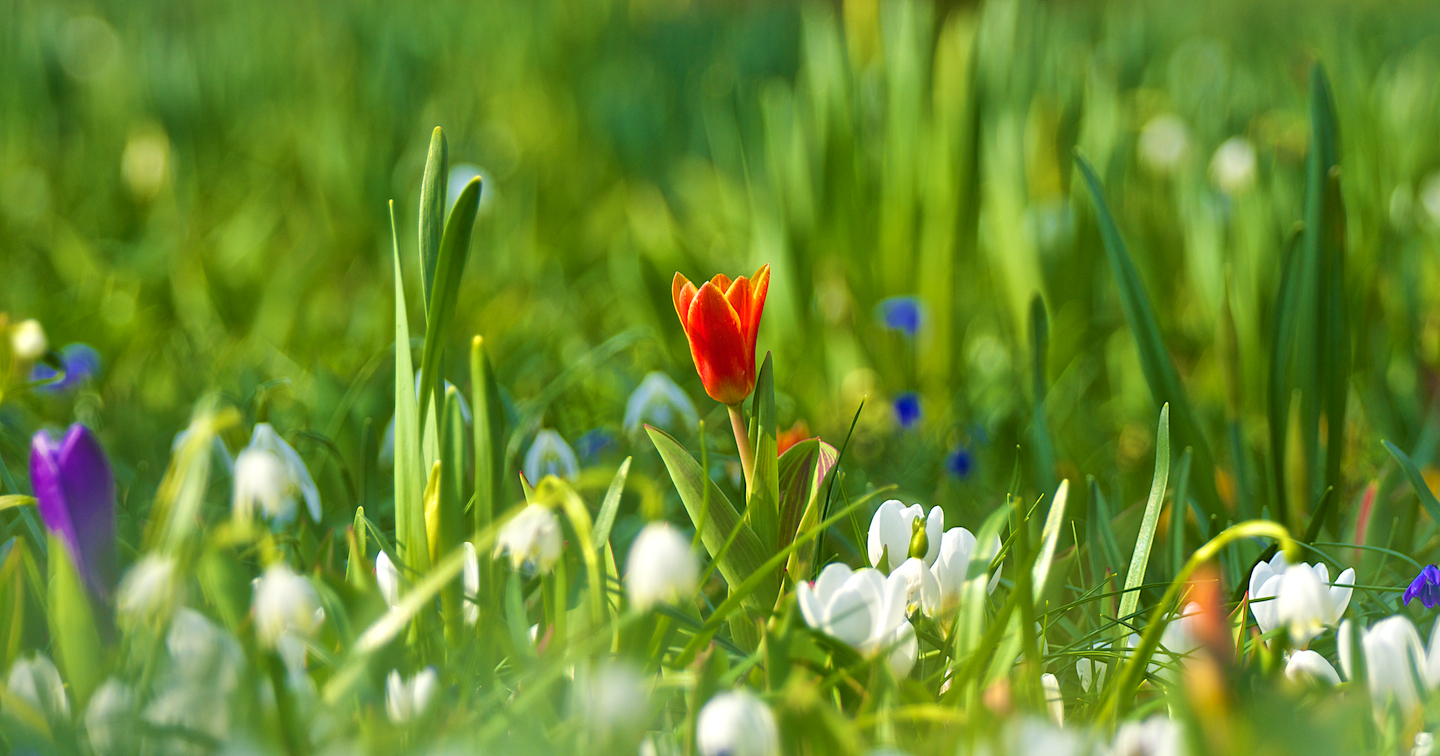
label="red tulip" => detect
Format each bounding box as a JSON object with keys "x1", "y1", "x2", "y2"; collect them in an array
[{"x1": 672, "y1": 265, "x2": 769, "y2": 406}]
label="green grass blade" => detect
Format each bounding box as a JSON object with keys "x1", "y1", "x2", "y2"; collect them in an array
[
  {"x1": 1267, "y1": 226, "x2": 1304, "y2": 528},
  {"x1": 954, "y1": 504, "x2": 1011, "y2": 661},
  {"x1": 1086, "y1": 476, "x2": 1124, "y2": 583},
  {"x1": 391, "y1": 202, "x2": 428, "y2": 576},
  {"x1": 1382, "y1": 440, "x2": 1440, "y2": 525},
  {"x1": 1118, "y1": 404, "x2": 1170, "y2": 623},
  {"x1": 1170, "y1": 447, "x2": 1193, "y2": 580},
  {"x1": 418, "y1": 127, "x2": 448, "y2": 311},
  {"x1": 592, "y1": 456, "x2": 632, "y2": 549},
  {"x1": 1076, "y1": 155, "x2": 1219, "y2": 519},
  {"x1": 1031, "y1": 478, "x2": 1069, "y2": 605},
  {"x1": 438, "y1": 387, "x2": 467, "y2": 642},
  {"x1": 471, "y1": 336, "x2": 505, "y2": 536},
  {"x1": 1030, "y1": 294, "x2": 1057, "y2": 495}
]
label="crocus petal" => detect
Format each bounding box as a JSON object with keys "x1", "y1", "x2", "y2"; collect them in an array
[
  {"x1": 683, "y1": 281, "x2": 752, "y2": 405},
  {"x1": 31, "y1": 425, "x2": 117, "y2": 601}
]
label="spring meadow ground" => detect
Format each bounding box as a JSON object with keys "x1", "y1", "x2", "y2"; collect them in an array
[{"x1": 8, "y1": 0, "x2": 1440, "y2": 753}]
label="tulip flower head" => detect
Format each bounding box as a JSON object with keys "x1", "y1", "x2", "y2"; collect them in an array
[
  {"x1": 495, "y1": 503, "x2": 563, "y2": 573},
  {"x1": 233, "y1": 423, "x2": 322, "y2": 523},
  {"x1": 30, "y1": 423, "x2": 118, "y2": 601},
  {"x1": 671, "y1": 265, "x2": 770, "y2": 406},
  {"x1": 696, "y1": 690, "x2": 779, "y2": 756},
  {"x1": 1405, "y1": 565, "x2": 1440, "y2": 609},
  {"x1": 624, "y1": 523, "x2": 699, "y2": 611},
  {"x1": 1249, "y1": 553, "x2": 1353, "y2": 645},
  {"x1": 523, "y1": 429, "x2": 579, "y2": 482},
  {"x1": 624, "y1": 372, "x2": 698, "y2": 436},
  {"x1": 386, "y1": 667, "x2": 439, "y2": 724},
  {"x1": 868, "y1": 500, "x2": 943, "y2": 570}
]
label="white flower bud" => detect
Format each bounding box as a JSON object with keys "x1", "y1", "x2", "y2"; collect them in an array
[
  {"x1": 494, "y1": 504, "x2": 563, "y2": 573},
  {"x1": 252, "y1": 563, "x2": 320, "y2": 648},
  {"x1": 696, "y1": 690, "x2": 779, "y2": 756},
  {"x1": 375, "y1": 550, "x2": 400, "y2": 610},
  {"x1": 523, "y1": 429, "x2": 579, "y2": 482},
  {"x1": 117, "y1": 554, "x2": 178, "y2": 624},
  {"x1": 625, "y1": 523, "x2": 699, "y2": 611},
  {"x1": 386, "y1": 667, "x2": 438, "y2": 724},
  {"x1": 232, "y1": 423, "x2": 321, "y2": 523},
  {"x1": 7, "y1": 653, "x2": 69, "y2": 722}
]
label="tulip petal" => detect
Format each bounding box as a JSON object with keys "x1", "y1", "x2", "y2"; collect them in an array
[
  {"x1": 742, "y1": 264, "x2": 770, "y2": 351},
  {"x1": 682, "y1": 281, "x2": 753, "y2": 405},
  {"x1": 672, "y1": 274, "x2": 698, "y2": 327}
]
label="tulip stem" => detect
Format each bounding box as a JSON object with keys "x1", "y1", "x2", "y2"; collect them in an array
[{"x1": 728, "y1": 404, "x2": 754, "y2": 491}]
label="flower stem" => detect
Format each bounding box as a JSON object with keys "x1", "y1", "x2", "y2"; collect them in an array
[{"x1": 728, "y1": 403, "x2": 754, "y2": 492}]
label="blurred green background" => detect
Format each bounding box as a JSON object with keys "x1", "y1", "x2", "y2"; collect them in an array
[{"x1": 8, "y1": 0, "x2": 1440, "y2": 573}]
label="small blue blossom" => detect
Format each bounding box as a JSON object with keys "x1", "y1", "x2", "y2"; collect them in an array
[
  {"x1": 876, "y1": 297, "x2": 923, "y2": 337},
  {"x1": 31, "y1": 343, "x2": 101, "y2": 393},
  {"x1": 945, "y1": 447, "x2": 973, "y2": 479},
  {"x1": 1404, "y1": 565, "x2": 1440, "y2": 608},
  {"x1": 575, "y1": 428, "x2": 614, "y2": 463},
  {"x1": 894, "y1": 392, "x2": 921, "y2": 429}
]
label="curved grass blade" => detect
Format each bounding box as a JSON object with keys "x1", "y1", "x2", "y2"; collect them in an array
[
  {"x1": 1118, "y1": 404, "x2": 1170, "y2": 623},
  {"x1": 1382, "y1": 440, "x2": 1440, "y2": 525},
  {"x1": 391, "y1": 203, "x2": 428, "y2": 577},
  {"x1": 415, "y1": 176, "x2": 482, "y2": 427},
  {"x1": 1031, "y1": 478, "x2": 1070, "y2": 605}
]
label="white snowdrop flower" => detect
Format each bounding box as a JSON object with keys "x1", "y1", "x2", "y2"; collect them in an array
[
  {"x1": 867, "y1": 500, "x2": 943, "y2": 570},
  {"x1": 885, "y1": 619, "x2": 918, "y2": 678},
  {"x1": 524, "y1": 429, "x2": 579, "y2": 482},
  {"x1": 575, "y1": 662, "x2": 649, "y2": 733},
  {"x1": 252, "y1": 563, "x2": 321, "y2": 648},
  {"x1": 147, "y1": 609, "x2": 243, "y2": 741},
  {"x1": 1004, "y1": 718, "x2": 1088, "y2": 756},
  {"x1": 1339, "y1": 616, "x2": 1431, "y2": 712},
  {"x1": 1041, "y1": 672, "x2": 1064, "y2": 726},
  {"x1": 625, "y1": 523, "x2": 699, "y2": 611},
  {"x1": 1415, "y1": 732, "x2": 1435, "y2": 756},
  {"x1": 386, "y1": 667, "x2": 439, "y2": 724},
  {"x1": 233, "y1": 423, "x2": 322, "y2": 523},
  {"x1": 1139, "y1": 114, "x2": 1190, "y2": 174},
  {"x1": 1248, "y1": 552, "x2": 1353, "y2": 645},
  {"x1": 117, "y1": 553, "x2": 178, "y2": 624},
  {"x1": 624, "y1": 372, "x2": 699, "y2": 436},
  {"x1": 10, "y1": 319, "x2": 47, "y2": 360},
  {"x1": 7, "y1": 653, "x2": 69, "y2": 722},
  {"x1": 796, "y1": 563, "x2": 909, "y2": 661},
  {"x1": 1107, "y1": 715, "x2": 1183, "y2": 756},
  {"x1": 1209, "y1": 137, "x2": 1257, "y2": 194},
  {"x1": 1421, "y1": 172, "x2": 1440, "y2": 227},
  {"x1": 85, "y1": 679, "x2": 134, "y2": 756},
  {"x1": 929, "y1": 526, "x2": 1002, "y2": 613},
  {"x1": 1285, "y1": 650, "x2": 1341, "y2": 686},
  {"x1": 375, "y1": 551, "x2": 400, "y2": 610},
  {"x1": 494, "y1": 504, "x2": 564, "y2": 572},
  {"x1": 696, "y1": 690, "x2": 779, "y2": 756},
  {"x1": 891, "y1": 557, "x2": 940, "y2": 616},
  {"x1": 463, "y1": 541, "x2": 480, "y2": 626}
]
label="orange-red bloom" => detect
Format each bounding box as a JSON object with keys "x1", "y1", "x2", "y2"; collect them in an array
[
  {"x1": 777, "y1": 420, "x2": 812, "y2": 456},
  {"x1": 672, "y1": 265, "x2": 770, "y2": 406}
]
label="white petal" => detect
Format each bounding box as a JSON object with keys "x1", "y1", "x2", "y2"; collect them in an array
[
  {"x1": 1041, "y1": 672, "x2": 1063, "y2": 726},
  {"x1": 812, "y1": 562, "x2": 853, "y2": 604},
  {"x1": 1277, "y1": 565, "x2": 1330, "y2": 647},
  {"x1": 1285, "y1": 650, "x2": 1341, "y2": 686},
  {"x1": 1329, "y1": 567, "x2": 1355, "y2": 625},
  {"x1": 797, "y1": 582, "x2": 825, "y2": 632},
  {"x1": 922, "y1": 506, "x2": 945, "y2": 566},
  {"x1": 885, "y1": 620, "x2": 918, "y2": 679},
  {"x1": 823, "y1": 581, "x2": 877, "y2": 650}
]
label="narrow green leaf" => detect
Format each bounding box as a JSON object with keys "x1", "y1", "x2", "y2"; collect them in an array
[
  {"x1": 0, "y1": 496, "x2": 35, "y2": 511},
  {"x1": 1029, "y1": 294, "x2": 1057, "y2": 495},
  {"x1": 747, "y1": 353, "x2": 780, "y2": 553},
  {"x1": 1075, "y1": 155, "x2": 1219, "y2": 518},
  {"x1": 471, "y1": 336, "x2": 504, "y2": 537},
  {"x1": 1119, "y1": 405, "x2": 1171, "y2": 623},
  {"x1": 1087, "y1": 476, "x2": 1124, "y2": 581},
  {"x1": 438, "y1": 387, "x2": 467, "y2": 643},
  {"x1": 1382, "y1": 440, "x2": 1440, "y2": 525},
  {"x1": 646, "y1": 426, "x2": 771, "y2": 609},
  {"x1": 1267, "y1": 226, "x2": 1305, "y2": 529},
  {"x1": 954, "y1": 504, "x2": 1011, "y2": 661},
  {"x1": 592, "y1": 457, "x2": 632, "y2": 549},
  {"x1": 391, "y1": 203, "x2": 428, "y2": 576},
  {"x1": 416, "y1": 176, "x2": 482, "y2": 427},
  {"x1": 418, "y1": 127, "x2": 448, "y2": 312},
  {"x1": 1031, "y1": 478, "x2": 1069, "y2": 604},
  {"x1": 1170, "y1": 448, "x2": 1193, "y2": 580},
  {"x1": 1308, "y1": 65, "x2": 1348, "y2": 534}
]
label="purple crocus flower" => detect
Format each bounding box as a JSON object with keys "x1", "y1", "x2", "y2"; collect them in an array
[
  {"x1": 29, "y1": 424, "x2": 117, "y2": 602},
  {"x1": 1404, "y1": 565, "x2": 1440, "y2": 609}
]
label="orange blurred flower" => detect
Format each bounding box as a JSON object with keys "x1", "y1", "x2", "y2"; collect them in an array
[
  {"x1": 671, "y1": 265, "x2": 770, "y2": 406},
  {"x1": 777, "y1": 420, "x2": 811, "y2": 456}
]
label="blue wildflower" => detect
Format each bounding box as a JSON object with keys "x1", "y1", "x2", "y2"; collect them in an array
[
  {"x1": 945, "y1": 447, "x2": 973, "y2": 479},
  {"x1": 894, "y1": 392, "x2": 921, "y2": 429},
  {"x1": 1404, "y1": 565, "x2": 1440, "y2": 608},
  {"x1": 575, "y1": 428, "x2": 615, "y2": 463},
  {"x1": 31, "y1": 343, "x2": 100, "y2": 393},
  {"x1": 876, "y1": 297, "x2": 922, "y2": 337}
]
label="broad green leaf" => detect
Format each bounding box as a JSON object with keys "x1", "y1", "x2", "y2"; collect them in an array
[
  {"x1": 779, "y1": 438, "x2": 840, "y2": 582},
  {"x1": 415, "y1": 176, "x2": 482, "y2": 427},
  {"x1": 48, "y1": 535, "x2": 102, "y2": 708},
  {"x1": 1076, "y1": 155, "x2": 1219, "y2": 519},
  {"x1": 1031, "y1": 478, "x2": 1069, "y2": 604},
  {"x1": 1382, "y1": 440, "x2": 1440, "y2": 525},
  {"x1": 1119, "y1": 405, "x2": 1170, "y2": 623},
  {"x1": 646, "y1": 426, "x2": 771, "y2": 610},
  {"x1": 747, "y1": 353, "x2": 780, "y2": 553},
  {"x1": 418, "y1": 126, "x2": 448, "y2": 311},
  {"x1": 391, "y1": 203, "x2": 428, "y2": 576}
]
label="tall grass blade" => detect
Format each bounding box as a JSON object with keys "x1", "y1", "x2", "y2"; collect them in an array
[
  {"x1": 418, "y1": 127, "x2": 448, "y2": 311},
  {"x1": 391, "y1": 203, "x2": 428, "y2": 576},
  {"x1": 1118, "y1": 405, "x2": 1170, "y2": 623}
]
